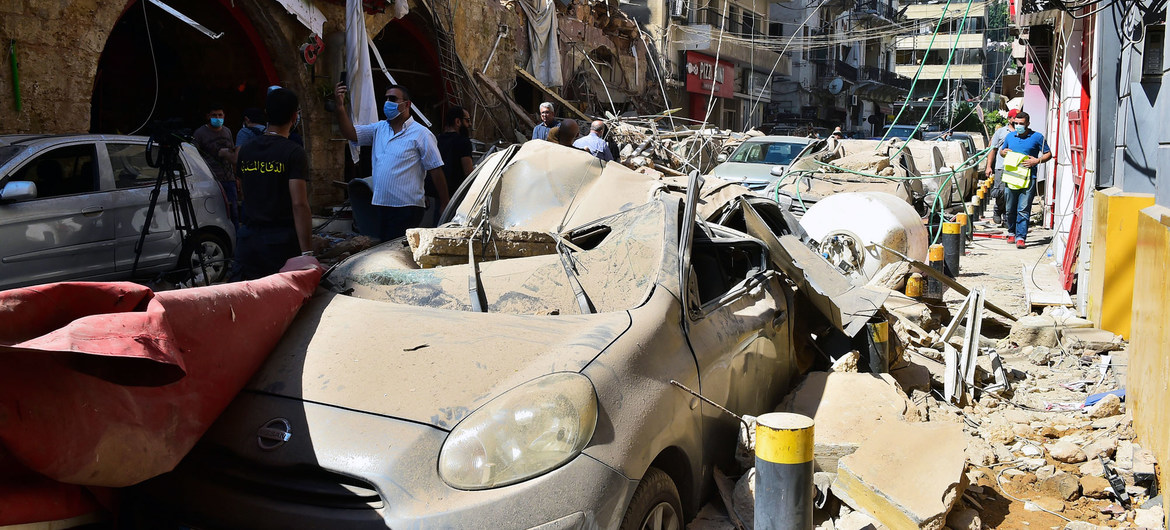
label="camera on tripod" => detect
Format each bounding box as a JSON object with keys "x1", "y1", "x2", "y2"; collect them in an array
[{"x1": 132, "y1": 118, "x2": 219, "y2": 286}]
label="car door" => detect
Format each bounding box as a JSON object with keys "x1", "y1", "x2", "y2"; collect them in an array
[
  {"x1": 102, "y1": 140, "x2": 181, "y2": 273},
  {"x1": 677, "y1": 174, "x2": 795, "y2": 470},
  {"x1": 0, "y1": 142, "x2": 114, "y2": 289}
]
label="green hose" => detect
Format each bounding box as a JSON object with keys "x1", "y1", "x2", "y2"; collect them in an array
[
  {"x1": 8, "y1": 40, "x2": 20, "y2": 112},
  {"x1": 877, "y1": 0, "x2": 956, "y2": 146},
  {"x1": 887, "y1": 0, "x2": 977, "y2": 162}
]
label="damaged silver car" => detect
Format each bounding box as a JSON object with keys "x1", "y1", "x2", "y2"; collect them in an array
[{"x1": 130, "y1": 141, "x2": 839, "y2": 529}]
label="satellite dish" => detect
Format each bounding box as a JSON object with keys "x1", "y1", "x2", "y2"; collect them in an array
[{"x1": 828, "y1": 77, "x2": 844, "y2": 95}]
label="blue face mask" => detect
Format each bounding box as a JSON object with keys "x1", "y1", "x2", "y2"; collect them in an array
[
  {"x1": 1015, "y1": 124, "x2": 1026, "y2": 135},
  {"x1": 383, "y1": 101, "x2": 401, "y2": 121},
  {"x1": 210, "y1": 117, "x2": 224, "y2": 128}
]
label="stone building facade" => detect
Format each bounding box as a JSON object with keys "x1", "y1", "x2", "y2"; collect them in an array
[{"x1": 0, "y1": 0, "x2": 654, "y2": 207}]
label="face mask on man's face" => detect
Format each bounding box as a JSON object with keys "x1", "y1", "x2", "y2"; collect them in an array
[
  {"x1": 1015, "y1": 124, "x2": 1026, "y2": 135},
  {"x1": 384, "y1": 101, "x2": 401, "y2": 121},
  {"x1": 210, "y1": 117, "x2": 224, "y2": 128}
]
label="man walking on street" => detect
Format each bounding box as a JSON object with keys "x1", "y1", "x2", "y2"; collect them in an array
[
  {"x1": 999, "y1": 110, "x2": 1052, "y2": 249},
  {"x1": 193, "y1": 104, "x2": 239, "y2": 225},
  {"x1": 573, "y1": 120, "x2": 614, "y2": 161},
  {"x1": 333, "y1": 82, "x2": 448, "y2": 241},
  {"x1": 985, "y1": 108, "x2": 1017, "y2": 225},
  {"x1": 532, "y1": 102, "x2": 559, "y2": 141},
  {"x1": 233, "y1": 88, "x2": 314, "y2": 280}
]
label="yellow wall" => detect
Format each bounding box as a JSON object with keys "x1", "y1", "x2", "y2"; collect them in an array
[
  {"x1": 1086, "y1": 188, "x2": 1155, "y2": 339},
  {"x1": 1128, "y1": 204, "x2": 1170, "y2": 516}
]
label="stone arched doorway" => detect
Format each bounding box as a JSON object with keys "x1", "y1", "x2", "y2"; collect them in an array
[
  {"x1": 370, "y1": 11, "x2": 444, "y2": 125},
  {"x1": 90, "y1": 0, "x2": 279, "y2": 134}
]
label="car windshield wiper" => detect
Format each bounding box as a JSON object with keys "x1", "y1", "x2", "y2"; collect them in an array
[
  {"x1": 553, "y1": 234, "x2": 595, "y2": 314},
  {"x1": 467, "y1": 215, "x2": 492, "y2": 313}
]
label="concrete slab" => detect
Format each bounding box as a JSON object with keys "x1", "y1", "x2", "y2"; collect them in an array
[
  {"x1": 778, "y1": 372, "x2": 913, "y2": 472},
  {"x1": 831, "y1": 421, "x2": 968, "y2": 530}
]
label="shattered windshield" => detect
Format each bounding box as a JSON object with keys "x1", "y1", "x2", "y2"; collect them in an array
[
  {"x1": 328, "y1": 201, "x2": 666, "y2": 315},
  {"x1": 727, "y1": 141, "x2": 804, "y2": 165}
]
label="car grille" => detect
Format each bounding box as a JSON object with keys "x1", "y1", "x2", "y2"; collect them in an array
[{"x1": 183, "y1": 447, "x2": 385, "y2": 510}]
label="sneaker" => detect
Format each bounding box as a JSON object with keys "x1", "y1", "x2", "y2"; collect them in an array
[
  {"x1": 1007, "y1": 235, "x2": 1016, "y2": 244},
  {"x1": 1016, "y1": 239, "x2": 1026, "y2": 249},
  {"x1": 993, "y1": 213, "x2": 1002, "y2": 224}
]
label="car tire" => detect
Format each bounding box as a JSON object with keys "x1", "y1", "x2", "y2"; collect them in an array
[
  {"x1": 619, "y1": 467, "x2": 683, "y2": 530},
  {"x1": 180, "y1": 231, "x2": 232, "y2": 285}
]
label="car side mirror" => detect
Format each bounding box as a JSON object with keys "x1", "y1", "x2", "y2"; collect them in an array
[
  {"x1": 770, "y1": 165, "x2": 786, "y2": 177},
  {"x1": 0, "y1": 181, "x2": 37, "y2": 203},
  {"x1": 716, "y1": 154, "x2": 728, "y2": 163}
]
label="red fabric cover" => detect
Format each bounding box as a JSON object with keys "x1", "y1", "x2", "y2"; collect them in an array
[{"x1": 0, "y1": 266, "x2": 320, "y2": 524}]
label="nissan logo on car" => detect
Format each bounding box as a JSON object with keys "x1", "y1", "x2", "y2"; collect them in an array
[{"x1": 257, "y1": 418, "x2": 292, "y2": 450}]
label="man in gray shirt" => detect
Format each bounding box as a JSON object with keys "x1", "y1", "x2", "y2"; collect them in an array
[{"x1": 985, "y1": 109, "x2": 1017, "y2": 226}]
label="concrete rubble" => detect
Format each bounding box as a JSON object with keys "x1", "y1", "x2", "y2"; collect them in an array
[{"x1": 688, "y1": 243, "x2": 1162, "y2": 530}]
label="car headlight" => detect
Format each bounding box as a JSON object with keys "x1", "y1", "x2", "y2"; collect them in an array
[{"x1": 438, "y1": 372, "x2": 598, "y2": 490}]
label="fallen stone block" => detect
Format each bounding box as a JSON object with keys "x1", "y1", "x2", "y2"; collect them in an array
[
  {"x1": 1008, "y1": 314, "x2": 1093, "y2": 348},
  {"x1": 1134, "y1": 506, "x2": 1165, "y2": 529},
  {"x1": 944, "y1": 507, "x2": 980, "y2": 530},
  {"x1": 779, "y1": 372, "x2": 914, "y2": 473},
  {"x1": 1047, "y1": 440, "x2": 1088, "y2": 463},
  {"x1": 1080, "y1": 475, "x2": 1112, "y2": 499},
  {"x1": 1087, "y1": 393, "x2": 1123, "y2": 419},
  {"x1": 1063, "y1": 521, "x2": 1104, "y2": 530},
  {"x1": 1040, "y1": 472, "x2": 1081, "y2": 501},
  {"x1": 406, "y1": 227, "x2": 557, "y2": 268},
  {"x1": 832, "y1": 421, "x2": 967, "y2": 530},
  {"x1": 890, "y1": 362, "x2": 932, "y2": 393}
]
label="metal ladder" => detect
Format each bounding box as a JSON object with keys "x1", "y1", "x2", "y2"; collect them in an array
[{"x1": 430, "y1": 0, "x2": 466, "y2": 110}]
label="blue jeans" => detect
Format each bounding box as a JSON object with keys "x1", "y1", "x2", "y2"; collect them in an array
[{"x1": 1004, "y1": 182, "x2": 1037, "y2": 242}]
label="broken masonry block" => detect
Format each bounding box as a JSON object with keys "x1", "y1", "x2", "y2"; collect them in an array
[{"x1": 831, "y1": 421, "x2": 968, "y2": 530}]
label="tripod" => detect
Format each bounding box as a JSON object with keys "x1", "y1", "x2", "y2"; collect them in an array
[{"x1": 130, "y1": 130, "x2": 212, "y2": 286}]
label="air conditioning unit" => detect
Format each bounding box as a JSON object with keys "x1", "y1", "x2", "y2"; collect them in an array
[{"x1": 669, "y1": 0, "x2": 688, "y2": 19}]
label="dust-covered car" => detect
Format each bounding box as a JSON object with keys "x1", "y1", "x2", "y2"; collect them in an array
[
  {"x1": 706, "y1": 135, "x2": 815, "y2": 191},
  {"x1": 764, "y1": 138, "x2": 928, "y2": 214},
  {"x1": 0, "y1": 134, "x2": 235, "y2": 289},
  {"x1": 128, "y1": 141, "x2": 833, "y2": 529}
]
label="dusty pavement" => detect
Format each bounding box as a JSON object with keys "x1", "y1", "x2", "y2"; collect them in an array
[{"x1": 689, "y1": 208, "x2": 1156, "y2": 530}]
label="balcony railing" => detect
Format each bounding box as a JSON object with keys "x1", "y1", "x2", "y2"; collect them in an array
[
  {"x1": 854, "y1": 0, "x2": 898, "y2": 21},
  {"x1": 861, "y1": 66, "x2": 912, "y2": 90}
]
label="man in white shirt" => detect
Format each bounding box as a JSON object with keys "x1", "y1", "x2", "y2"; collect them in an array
[{"x1": 334, "y1": 83, "x2": 449, "y2": 241}]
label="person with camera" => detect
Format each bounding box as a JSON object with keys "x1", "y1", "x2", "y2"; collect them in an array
[{"x1": 231, "y1": 88, "x2": 315, "y2": 280}]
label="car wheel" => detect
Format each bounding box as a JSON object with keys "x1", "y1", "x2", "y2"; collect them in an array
[
  {"x1": 181, "y1": 232, "x2": 231, "y2": 285},
  {"x1": 619, "y1": 467, "x2": 683, "y2": 530}
]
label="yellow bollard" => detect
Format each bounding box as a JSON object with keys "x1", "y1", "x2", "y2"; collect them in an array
[
  {"x1": 755, "y1": 413, "x2": 815, "y2": 530},
  {"x1": 906, "y1": 272, "x2": 925, "y2": 297}
]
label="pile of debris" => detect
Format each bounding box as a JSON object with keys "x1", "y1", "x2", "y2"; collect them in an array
[
  {"x1": 606, "y1": 117, "x2": 762, "y2": 175},
  {"x1": 691, "y1": 267, "x2": 1161, "y2": 530}
]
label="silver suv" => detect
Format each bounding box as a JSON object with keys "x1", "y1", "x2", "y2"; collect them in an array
[{"x1": 0, "y1": 134, "x2": 235, "y2": 290}]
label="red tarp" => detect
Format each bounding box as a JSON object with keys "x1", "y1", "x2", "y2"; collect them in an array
[{"x1": 0, "y1": 261, "x2": 321, "y2": 525}]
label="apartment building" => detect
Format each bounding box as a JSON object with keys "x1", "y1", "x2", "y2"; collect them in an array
[
  {"x1": 624, "y1": 0, "x2": 789, "y2": 130},
  {"x1": 893, "y1": 0, "x2": 989, "y2": 117}
]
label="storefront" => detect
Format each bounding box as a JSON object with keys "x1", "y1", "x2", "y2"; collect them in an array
[{"x1": 684, "y1": 51, "x2": 735, "y2": 127}]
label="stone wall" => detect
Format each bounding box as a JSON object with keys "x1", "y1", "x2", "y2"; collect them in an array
[{"x1": 0, "y1": 0, "x2": 124, "y2": 133}]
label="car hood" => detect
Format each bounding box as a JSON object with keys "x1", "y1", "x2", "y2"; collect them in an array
[
  {"x1": 708, "y1": 162, "x2": 783, "y2": 188},
  {"x1": 246, "y1": 292, "x2": 632, "y2": 429}
]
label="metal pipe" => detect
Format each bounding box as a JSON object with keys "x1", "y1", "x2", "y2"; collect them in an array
[
  {"x1": 755, "y1": 412, "x2": 814, "y2": 530},
  {"x1": 8, "y1": 40, "x2": 20, "y2": 112}
]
